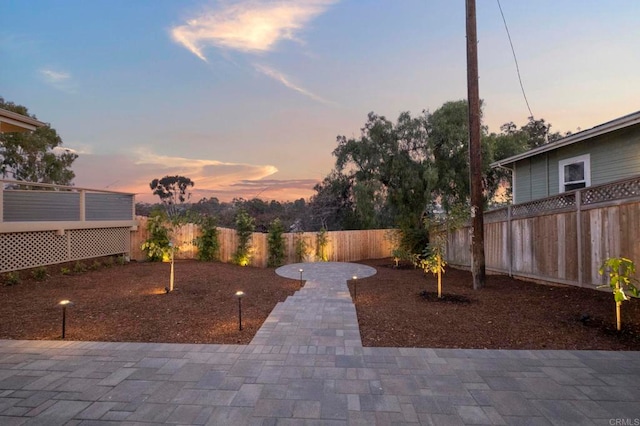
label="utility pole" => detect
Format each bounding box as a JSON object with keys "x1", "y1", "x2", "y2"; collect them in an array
[{"x1": 466, "y1": 0, "x2": 486, "y2": 289}]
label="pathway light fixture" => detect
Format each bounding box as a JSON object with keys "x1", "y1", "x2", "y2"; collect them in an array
[
  {"x1": 352, "y1": 275, "x2": 358, "y2": 302},
  {"x1": 58, "y1": 300, "x2": 74, "y2": 339},
  {"x1": 235, "y1": 291, "x2": 244, "y2": 331}
]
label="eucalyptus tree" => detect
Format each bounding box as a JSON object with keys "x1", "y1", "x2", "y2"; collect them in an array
[{"x1": 0, "y1": 97, "x2": 77, "y2": 185}]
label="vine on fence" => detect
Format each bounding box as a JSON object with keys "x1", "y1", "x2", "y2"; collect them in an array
[
  {"x1": 267, "y1": 219, "x2": 286, "y2": 267},
  {"x1": 233, "y1": 209, "x2": 255, "y2": 266},
  {"x1": 194, "y1": 215, "x2": 220, "y2": 261}
]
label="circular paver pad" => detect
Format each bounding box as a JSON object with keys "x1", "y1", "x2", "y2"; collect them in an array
[{"x1": 276, "y1": 262, "x2": 376, "y2": 282}]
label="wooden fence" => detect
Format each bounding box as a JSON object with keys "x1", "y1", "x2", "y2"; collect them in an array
[
  {"x1": 442, "y1": 175, "x2": 640, "y2": 288},
  {"x1": 131, "y1": 217, "x2": 395, "y2": 267}
]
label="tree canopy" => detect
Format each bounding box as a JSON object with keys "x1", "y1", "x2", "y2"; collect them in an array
[
  {"x1": 312, "y1": 100, "x2": 567, "y2": 237},
  {"x1": 0, "y1": 97, "x2": 77, "y2": 185},
  {"x1": 149, "y1": 175, "x2": 195, "y2": 219}
]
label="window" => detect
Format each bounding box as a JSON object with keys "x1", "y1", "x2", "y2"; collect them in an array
[{"x1": 558, "y1": 154, "x2": 590, "y2": 192}]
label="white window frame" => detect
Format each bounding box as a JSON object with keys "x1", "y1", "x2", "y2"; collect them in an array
[{"x1": 558, "y1": 154, "x2": 591, "y2": 193}]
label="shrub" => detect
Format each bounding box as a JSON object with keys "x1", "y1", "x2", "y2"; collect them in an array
[
  {"x1": 3, "y1": 272, "x2": 20, "y2": 286},
  {"x1": 73, "y1": 261, "x2": 87, "y2": 274},
  {"x1": 141, "y1": 211, "x2": 171, "y2": 262},
  {"x1": 267, "y1": 218, "x2": 286, "y2": 267},
  {"x1": 400, "y1": 226, "x2": 430, "y2": 256},
  {"x1": 315, "y1": 228, "x2": 329, "y2": 262},
  {"x1": 294, "y1": 231, "x2": 309, "y2": 263},
  {"x1": 233, "y1": 209, "x2": 255, "y2": 266},
  {"x1": 88, "y1": 260, "x2": 102, "y2": 271},
  {"x1": 103, "y1": 256, "x2": 115, "y2": 268},
  {"x1": 194, "y1": 215, "x2": 220, "y2": 261},
  {"x1": 31, "y1": 266, "x2": 48, "y2": 281}
]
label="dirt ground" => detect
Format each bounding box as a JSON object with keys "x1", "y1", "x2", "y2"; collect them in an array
[
  {"x1": 1, "y1": 257, "x2": 639, "y2": 350},
  {"x1": 354, "y1": 258, "x2": 640, "y2": 350}
]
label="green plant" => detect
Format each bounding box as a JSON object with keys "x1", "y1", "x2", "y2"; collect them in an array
[
  {"x1": 420, "y1": 235, "x2": 447, "y2": 298},
  {"x1": 599, "y1": 257, "x2": 640, "y2": 331},
  {"x1": 294, "y1": 231, "x2": 309, "y2": 263},
  {"x1": 315, "y1": 228, "x2": 329, "y2": 262},
  {"x1": 233, "y1": 209, "x2": 255, "y2": 266},
  {"x1": 117, "y1": 255, "x2": 127, "y2": 265},
  {"x1": 141, "y1": 211, "x2": 172, "y2": 262},
  {"x1": 267, "y1": 218, "x2": 286, "y2": 267},
  {"x1": 88, "y1": 260, "x2": 102, "y2": 271},
  {"x1": 73, "y1": 261, "x2": 87, "y2": 274},
  {"x1": 31, "y1": 266, "x2": 48, "y2": 281},
  {"x1": 103, "y1": 256, "x2": 115, "y2": 268},
  {"x1": 194, "y1": 215, "x2": 220, "y2": 261},
  {"x1": 4, "y1": 272, "x2": 20, "y2": 286},
  {"x1": 60, "y1": 267, "x2": 71, "y2": 275}
]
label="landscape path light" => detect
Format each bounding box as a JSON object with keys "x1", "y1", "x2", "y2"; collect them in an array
[
  {"x1": 58, "y1": 300, "x2": 74, "y2": 339},
  {"x1": 352, "y1": 275, "x2": 358, "y2": 302},
  {"x1": 299, "y1": 269, "x2": 304, "y2": 288},
  {"x1": 235, "y1": 291, "x2": 244, "y2": 331}
]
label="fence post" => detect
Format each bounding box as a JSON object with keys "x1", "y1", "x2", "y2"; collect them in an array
[
  {"x1": 507, "y1": 205, "x2": 512, "y2": 277},
  {"x1": 79, "y1": 190, "x2": 86, "y2": 222},
  {"x1": 576, "y1": 190, "x2": 583, "y2": 287}
]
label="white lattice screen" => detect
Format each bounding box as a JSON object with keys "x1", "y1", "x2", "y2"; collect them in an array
[
  {"x1": 69, "y1": 228, "x2": 130, "y2": 260},
  {"x1": 1, "y1": 227, "x2": 131, "y2": 273}
]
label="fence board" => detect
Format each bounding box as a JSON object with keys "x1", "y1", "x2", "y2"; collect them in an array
[
  {"x1": 131, "y1": 217, "x2": 394, "y2": 267},
  {"x1": 447, "y1": 194, "x2": 639, "y2": 288}
]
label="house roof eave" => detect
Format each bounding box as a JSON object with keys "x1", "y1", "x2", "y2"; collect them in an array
[
  {"x1": 490, "y1": 110, "x2": 640, "y2": 169},
  {"x1": 0, "y1": 108, "x2": 47, "y2": 133}
]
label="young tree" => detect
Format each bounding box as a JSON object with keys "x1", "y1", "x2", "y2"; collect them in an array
[
  {"x1": 0, "y1": 97, "x2": 77, "y2": 185},
  {"x1": 148, "y1": 175, "x2": 194, "y2": 292},
  {"x1": 150, "y1": 175, "x2": 195, "y2": 219}
]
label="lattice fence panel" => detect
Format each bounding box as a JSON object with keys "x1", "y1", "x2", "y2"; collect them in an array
[
  {"x1": 512, "y1": 194, "x2": 576, "y2": 218},
  {"x1": 484, "y1": 208, "x2": 508, "y2": 223},
  {"x1": 582, "y1": 177, "x2": 640, "y2": 205},
  {"x1": 69, "y1": 228, "x2": 130, "y2": 261},
  {"x1": 0, "y1": 231, "x2": 67, "y2": 273}
]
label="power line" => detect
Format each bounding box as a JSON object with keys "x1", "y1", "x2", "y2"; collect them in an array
[{"x1": 496, "y1": 0, "x2": 534, "y2": 119}]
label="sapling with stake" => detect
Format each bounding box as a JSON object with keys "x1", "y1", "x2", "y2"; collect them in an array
[{"x1": 598, "y1": 257, "x2": 640, "y2": 331}]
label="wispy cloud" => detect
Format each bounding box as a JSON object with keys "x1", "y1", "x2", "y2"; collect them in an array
[
  {"x1": 71, "y1": 149, "x2": 316, "y2": 202},
  {"x1": 253, "y1": 63, "x2": 333, "y2": 104},
  {"x1": 171, "y1": 0, "x2": 338, "y2": 61},
  {"x1": 39, "y1": 68, "x2": 75, "y2": 92}
]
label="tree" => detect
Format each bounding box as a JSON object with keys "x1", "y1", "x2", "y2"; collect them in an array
[
  {"x1": 150, "y1": 175, "x2": 195, "y2": 219},
  {"x1": 308, "y1": 170, "x2": 358, "y2": 231},
  {"x1": 148, "y1": 175, "x2": 194, "y2": 292},
  {"x1": 333, "y1": 111, "x2": 432, "y2": 231},
  {"x1": 0, "y1": 97, "x2": 77, "y2": 185}
]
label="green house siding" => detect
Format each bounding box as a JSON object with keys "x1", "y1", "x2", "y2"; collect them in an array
[
  {"x1": 513, "y1": 126, "x2": 640, "y2": 203},
  {"x1": 513, "y1": 159, "x2": 531, "y2": 203}
]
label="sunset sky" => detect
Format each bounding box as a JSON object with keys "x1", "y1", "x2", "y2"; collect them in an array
[{"x1": 2, "y1": 0, "x2": 639, "y2": 203}]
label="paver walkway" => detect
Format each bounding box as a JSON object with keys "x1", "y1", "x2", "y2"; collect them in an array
[{"x1": 1, "y1": 262, "x2": 639, "y2": 425}]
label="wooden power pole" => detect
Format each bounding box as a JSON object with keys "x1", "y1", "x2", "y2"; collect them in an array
[{"x1": 465, "y1": 0, "x2": 486, "y2": 289}]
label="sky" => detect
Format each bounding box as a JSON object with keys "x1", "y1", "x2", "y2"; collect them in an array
[{"x1": 2, "y1": 0, "x2": 639, "y2": 203}]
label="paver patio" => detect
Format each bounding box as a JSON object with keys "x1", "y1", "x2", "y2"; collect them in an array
[{"x1": 1, "y1": 262, "x2": 639, "y2": 425}]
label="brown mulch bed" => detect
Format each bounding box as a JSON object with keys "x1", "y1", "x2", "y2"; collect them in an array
[
  {"x1": 353, "y1": 258, "x2": 640, "y2": 350},
  {"x1": 1, "y1": 257, "x2": 639, "y2": 350},
  {"x1": 0, "y1": 259, "x2": 298, "y2": 344}
]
